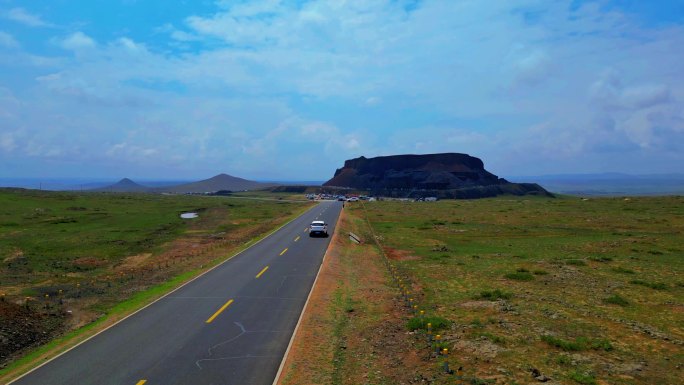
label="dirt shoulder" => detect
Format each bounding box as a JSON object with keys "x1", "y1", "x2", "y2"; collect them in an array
[{"x1": 277, "y1": 207, "x2": 447, "y2": 385}]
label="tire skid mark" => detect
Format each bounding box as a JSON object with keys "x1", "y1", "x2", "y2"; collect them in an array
[{"x1": 196, "y1": 322, "x2": 287, "y2": 369}]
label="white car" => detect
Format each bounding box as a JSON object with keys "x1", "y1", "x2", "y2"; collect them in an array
[{"x1": 309, "y1": 220, "x2": 328, "y2": 237}]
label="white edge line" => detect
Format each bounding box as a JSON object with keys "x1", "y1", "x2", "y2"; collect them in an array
[
  {"x1": 7, "y1": 201, "x2": 321, "y2": 384},
  {"x1": 272, "y1": 201, "x2": 340, "y2": 385}
]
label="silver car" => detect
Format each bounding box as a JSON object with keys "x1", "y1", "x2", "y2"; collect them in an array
[{"x1": 309, "y1": 220, "x2": 328, "y2": 237}]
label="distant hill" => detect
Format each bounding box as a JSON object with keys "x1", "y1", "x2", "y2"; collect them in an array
[
  {"x1": 94, "y1": 178, "x2": 151, "y2": 192},
  {"x1": 155, "y1": 173, "x2": 275, "y2": 193},
  {"x1": 324, "y1": 153, "x2": 551, "y2": 199},
  {"x1": 87, "y1": 174, "x2": 274, "y2": 194}
]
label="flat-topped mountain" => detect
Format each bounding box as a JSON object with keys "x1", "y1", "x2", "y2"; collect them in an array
[
  {"x1": 156, "y1": 173, "x2": 275, "y2": 193},
  {"x1": 324, "y1": 153, "x2": 550, "y2": 198},
  {"x1": 95, "y1": 178, "x2": 150, "y2": 192}
]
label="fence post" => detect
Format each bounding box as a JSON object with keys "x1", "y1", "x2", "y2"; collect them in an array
[{"x1": 442, "y1": 348, "x2": 452, "y2": 374}]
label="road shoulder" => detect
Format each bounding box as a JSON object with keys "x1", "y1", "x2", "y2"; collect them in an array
[{"x1": 276, "y1": 207, "x2": 432, "y2": 385}]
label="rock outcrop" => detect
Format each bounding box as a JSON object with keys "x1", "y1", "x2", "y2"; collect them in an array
[{"x1": 323, "y1": 153, "x2": 551, "y2": 198}]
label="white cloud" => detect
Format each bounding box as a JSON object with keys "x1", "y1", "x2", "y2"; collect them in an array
[
  {"x1": 620, "y1": 85, "x2": 671, "y2": 109},
  {"x1": 4, "y1": 7, "x2": 51, "y2": 27},
  {"x1": 506, "y1": 47, "x2": 552, "y2": 88},
  {"x1": 0, "y1": 31, "x2": 19, "y2": 48},
  {"x1": 0, "y1": 133, "x2": 17, "y2": 152},
  {"x1": 171, "y1": 29, "x2": 200, "y2": 42},
  {"x1": 0, "y1": 87, "x2": 21, "y2": 118},
  {"x1": 329, "y1": 134, "x2": 361, "y2": 151},
  {"x1": 58, "y1": 32, "x2": 96, "y2": 51},
  {"x1": 105, "y1": 143, "x2": 161, "y2": 163},
  {"x1": 365, "y1": 96, "x2": 381, "y2": 106},
  {"x1": 585, "y1": 69, "x2": 680, "y2": 150},
  {"x1": 116, "y1": 37, "x2": 143, "y2": 52},
  {"x1": 2, "y1": 0, "x2": 684, "y2": 178},
  {"x1": 300, "y1": 121, "x2": 336, "y2": 136}
]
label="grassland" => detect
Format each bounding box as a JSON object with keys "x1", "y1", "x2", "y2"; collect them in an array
[
  {"x1": 290, "y1": 196, "x2": 683, "y2": 385},
  {"x1": 230, "y1": 190, "x2": 310, "y2": 201},
  {"x1": 0, "y1": 188, "x2": 311, "y2": 373},
  {"x1": 351, "y1": 196, "x2": 684, "y2": 384}
]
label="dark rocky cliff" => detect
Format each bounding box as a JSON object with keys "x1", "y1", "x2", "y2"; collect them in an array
[{"x1": 323, "y1": 153, "x2": 550, "y2": 198}]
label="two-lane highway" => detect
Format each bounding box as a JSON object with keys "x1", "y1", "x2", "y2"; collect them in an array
[{"x1": 11, "y1": 200, "x2": 342, "y2": 385}]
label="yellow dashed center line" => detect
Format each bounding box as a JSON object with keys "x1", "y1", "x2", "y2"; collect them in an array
[
  {"x1": 256, "y1": 266, "x2": 269, "y2": 278},
  {"x1": 205, "y1": 299, "x2": 234, "y2": 324},
  {"x1": 294, "y1": 236, "x2": 300, "y2": 242},
  {"x1": 135, "y1": 381, "x2": 147, "y2": 385},
  {"x1": 280, "y1": 248, "x2": 288, "y2": 256}
]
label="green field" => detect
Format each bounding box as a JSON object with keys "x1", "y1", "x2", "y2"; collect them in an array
[
  {"x1": 0, "y1": 188, "x2": 310, "y2": 372},
  {"x1": 348, "y1": 196, "x2": 683, "y2": 384},
  {"x1": 0, "y1": 189, "x2": 307, "y2": 282}
]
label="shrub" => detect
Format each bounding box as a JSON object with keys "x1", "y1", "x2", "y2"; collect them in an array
[
  {"x1": 427, "y1": 254, "x2": 451, "y2": 262},
  {"x1": 478, "y1": 332, "x2": 506, "y2": 344},
  {"x1": 533, "y1": 270, "x2": 549, "y2": 275},
  {"x1": 589, "y1": 256, "x2": 613, "y2": 262},
  {"x1": 568, "y1": 370, "x2": 597, "y2": 385},
  {"x1": 566, "y1": 259, "x2": 587, "y2": 266},
  {"x1": 478, "y1": 289, "x2": 513, "y2": 300},
  {"x1": 589, "y1": 338, "x2": 613, "y2": 351},
  {"x1": 612, "y1": 267, "x2": 635, "y2": 274},
  {"x1": 604, "y1": 294, "x2": 629, "y2": 306},
  {"x1": 407, "y1": 315, "x2": 451, "y2": 331},
  {"x1": 541, "y1": 335, "x2": 612, "y2": 352},
  {"x1": 505, "y1": 272, "x2": 534, "y2": 281},
  {"x1": 556, "y1": 354, "x2": 572, "y2": 365},
  {"x1": 630, "y1": 280, "x2": 668, "y2": 290},
  {"x1": 516, "y1": 267, "x2": 529, "y2": 272},
  {"x1": 470, "y1": 318, "x2": 484, "y2": 328},
  {"x1": 541, "y1": 335, "x2": 585, "y2": 351}
]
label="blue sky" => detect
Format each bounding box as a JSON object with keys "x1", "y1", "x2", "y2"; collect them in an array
[{"x1": 1, "y1": 0, "x2": 683, "y2": 181}]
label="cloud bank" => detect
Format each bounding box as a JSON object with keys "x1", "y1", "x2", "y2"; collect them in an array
[{"x1": 0, "y1": 0, "x2": 682, "y2": 179}]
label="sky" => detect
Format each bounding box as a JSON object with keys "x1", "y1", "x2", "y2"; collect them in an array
[{"x1": 0, "y1": 0, "x2": 683, "y2": 181}]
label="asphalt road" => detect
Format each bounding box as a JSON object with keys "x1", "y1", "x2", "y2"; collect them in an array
[{"x1": 11, "y1": 200, "x2": 342, "y2": 385}]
